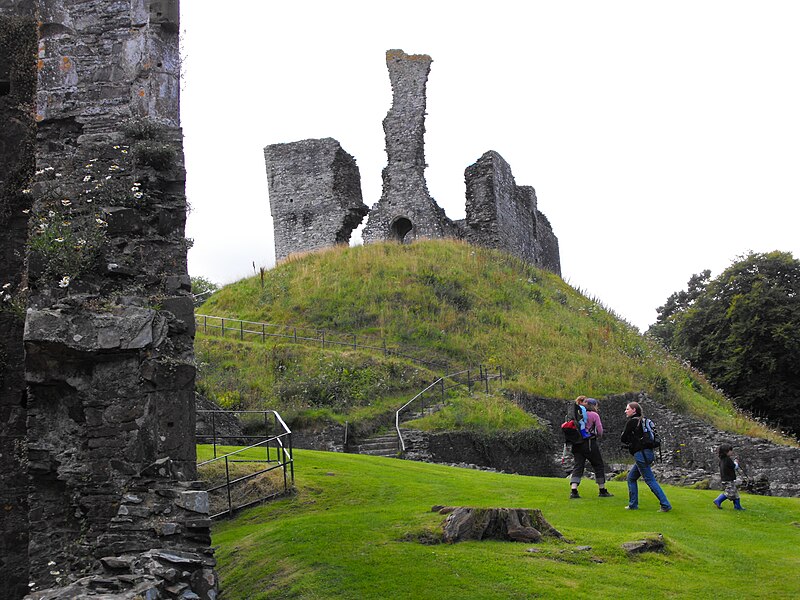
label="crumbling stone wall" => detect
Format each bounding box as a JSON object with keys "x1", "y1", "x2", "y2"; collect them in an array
[
  {"x1": 0, "y1": 1, "x2": 215, "y2": 598},
  {"x1": 362, "y1": 49, "x2": 459, "y2": 244},
  {"x1": 464, "y1": 151, "x2": 561, "y2": 275},
  {"x1": 265, "y1": 137, "x2": 368, "y2": 262},
  {"x1": 0, "y1": 9, "x2": 37, "y2": 599}
]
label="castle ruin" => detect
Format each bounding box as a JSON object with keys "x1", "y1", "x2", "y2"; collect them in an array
[
  {"x1": 265, "y1": 49, "x2": 561, "y2": 276},
  {"x1": 0, "y1": 2, "x2": 215, "y2": 599},
  {"x1": 265, "y1": 138, "x2": 368, "y2": 262}
]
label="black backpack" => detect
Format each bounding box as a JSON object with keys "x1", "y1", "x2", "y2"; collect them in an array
[{"x1": 638, "y1": 417, "x2": 661, "y2": 449}]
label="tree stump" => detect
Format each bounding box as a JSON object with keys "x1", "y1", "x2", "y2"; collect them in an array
[
  {"x1": 622, "y1": 533, "x2": 666, "y2": 554},
  {"x1": 440, "y1": 507, "x2": 563, "y2": 544}
]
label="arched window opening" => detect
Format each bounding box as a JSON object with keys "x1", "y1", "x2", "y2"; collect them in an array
[{"x1": 390, "y1": 217, "x2": 413, "y2": 243}]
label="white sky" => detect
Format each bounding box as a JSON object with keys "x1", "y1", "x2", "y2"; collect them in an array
[{"x1": 179, "y1": 0, "x2": 800, "y2": 331}]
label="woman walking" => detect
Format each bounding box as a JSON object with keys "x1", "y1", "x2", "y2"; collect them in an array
[
  {"x1": 620, "y1": 401, "x2": 672, "y2": 512},
  {"x1": 569, "y1": 398, "x2": 613, "y2": 499}
]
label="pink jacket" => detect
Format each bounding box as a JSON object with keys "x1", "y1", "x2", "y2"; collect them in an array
[{"x1": 586, "y1": 411, "x2": 603, "y2": 437}]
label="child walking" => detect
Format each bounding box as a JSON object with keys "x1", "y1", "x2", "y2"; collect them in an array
[{"x1": 713, "y1": 443, "x2": 745, "y2": 510}]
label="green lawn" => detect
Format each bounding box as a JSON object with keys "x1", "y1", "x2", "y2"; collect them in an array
[{"x1": 202, "y1": 447, "x2": 800, "y2": 599}]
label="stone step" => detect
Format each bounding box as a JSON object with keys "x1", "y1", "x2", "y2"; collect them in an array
[
  {"x1": 358, "y1": 440, "x2": 398, "y2": 451},
  {"x1": 359, "y1": 448, "x2": 399, "y2": 457}
]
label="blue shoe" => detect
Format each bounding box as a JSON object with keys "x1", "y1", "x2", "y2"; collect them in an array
[{"x1": 713, "y1": 493, "x2": 727, "y2": 509}]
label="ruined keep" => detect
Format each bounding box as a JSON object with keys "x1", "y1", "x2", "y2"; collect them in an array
[
  {"x1": 463, "y1": 151, "x2": 561, "y2": 275},
  {"x1": 265, "y1": 49, "x2": 561, "y2": 274},
  {"x1": 265, "y1": 137, "x2": 368, "y2": 262},
  {"x1": 0, "y1": 2, "x2": 216, "y2": 599},
  {"x1": 361, "y1": 49, "x2": 459, "y2": 244}
]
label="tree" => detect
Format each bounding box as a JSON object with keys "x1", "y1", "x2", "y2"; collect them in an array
[
  {"x1": 191, "y1": 275, "x2": 219, "y2": 306},
  {"x1": 647, "y1": 251, "x2": 800, "y2": 438},
  {"x1": 648, "y1": 269, "x2": 710, "y2": 348}
]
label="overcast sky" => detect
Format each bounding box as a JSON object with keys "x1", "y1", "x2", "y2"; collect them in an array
[{"x1": 179, "y1": 1, "x2": 800, "y2": 331}]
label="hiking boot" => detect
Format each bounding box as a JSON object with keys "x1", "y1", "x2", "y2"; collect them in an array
[
  {"x1": 598, "y1": 489, "x2": 614, "y2": 498},
  {"x1": 569, "y1": 489, "x2": 580, "y2": 499},
  {"x1": 624, "y1": 505, "x2": 637, "y2": 510}
]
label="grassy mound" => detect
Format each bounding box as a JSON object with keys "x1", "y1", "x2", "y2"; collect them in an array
[
  {"x1": 198, "y1": 240, "x2": 787, "y2": 442},
  {"x1": 205, "y1": 447, "x2": 800, "y2": 599}
]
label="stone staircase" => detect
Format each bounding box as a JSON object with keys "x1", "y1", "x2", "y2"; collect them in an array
[
  {"x1": 352, "y1": 403, "x2": 445, "y2": 459},
  {"x1": 354, "y1": 432, "x2": 400, "y2": 457}
]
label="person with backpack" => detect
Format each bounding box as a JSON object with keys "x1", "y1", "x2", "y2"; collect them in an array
[
  {"x1": 573, "y1": 395, "x2": 591, "y2": 439},
  {"x1": 620, "y1": 401, "x2": 672, "y2": 512},
  {"x1": 713, "y1": 443, "x2": 745, "y2": 510},
  {"x1": 569, "y1": 398, "x2": 613, "y2": 499}
]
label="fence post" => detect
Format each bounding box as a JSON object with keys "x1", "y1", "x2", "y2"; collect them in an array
[
  {"x1": 240, "y1": 320, "x2": 244, "y2": 340},
  {"x1": 212, "y1": 412, "x2": 217, "y2": 459},
  {"x1": 262, "y1": 324, "x2": 265, "y2": 343},
  {"x1": 288, "y1": 433, "x2": 294, "y2": 484},
  {"x1": 467, "y1": 369, "x2": 472, "y2": 393},
  {"x1": 353, "y1": 334, "x2": 357, "y2": 349},
  {"x1": 440, "y1": 378, "x2": 445, "y2": 402},
  {"x1": 294, "y1": 327, "x2": 297, "y2": 343},
  {"x1": 264, "y1": 411, "x2": 269, "y2": 462},
  {"x1": 203, "y1": 315, "x2": 207, "y2": 334},
  {"x1": 225, "y1": 457, "x2": 233, "y2": 516},
  {"x1": 485, "y1": 368, "x2": 490, "y2": 394},
  {"x1": 321, "y1": 330, "x2": 325, "y2": 349}
]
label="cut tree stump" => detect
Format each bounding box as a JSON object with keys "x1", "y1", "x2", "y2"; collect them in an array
[
  {"x1": 440, "y1": 507, "x2": 563, "y2": 544},
  {"x1": 622, "y1": 533, "x2": 666, "y2": 555}
]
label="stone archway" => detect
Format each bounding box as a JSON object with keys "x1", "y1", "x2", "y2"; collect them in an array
[{"x1": 390, "y1": 217, "x2": 413, "y2": 243}]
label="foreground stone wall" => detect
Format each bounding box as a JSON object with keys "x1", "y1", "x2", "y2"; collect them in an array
[
  {"x1": 265, "y1": 138, "x2": 368, "y2": 262},
  {"x1": 362, "y1": 49, "x2": 459, "y2": 244},
  {"x1": 0, "y1": 9, "x2": 37, "y2": 598},
  {"x1": 463, "y1": 151, "x2": 561, "y2": 275},
  {"x1": 0, "y1": 1, "x2": 216, "y2": 598},
  {"x1": 512, "y1": 391, "x2": 800, "y2": 497}
]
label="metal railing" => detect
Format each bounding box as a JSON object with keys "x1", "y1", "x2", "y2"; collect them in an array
[
  {"x1": 395, "y1": 366, "x2": 503, "y2": 452},
  {"x1": 196, "y1": 314, "x2": 451, "y2": 370},
  {"x1": 197, "y1": 410, "x2": 294, "y2": 519}
]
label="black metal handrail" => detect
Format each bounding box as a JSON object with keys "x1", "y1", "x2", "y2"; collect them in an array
[
  {"x1": 395, "y1": 366, "x2": 503, "y2": 452},
  {"x1": 197, "y1": 409, "x2": 294, "y2": 519},
  {"x1": 195, "y1": 314, "x2": 451, "y2": 370}
]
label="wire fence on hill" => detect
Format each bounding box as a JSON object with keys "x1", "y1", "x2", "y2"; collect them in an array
[{"x1": 196, "y1": 314, "x2": 454, "y2": 371}]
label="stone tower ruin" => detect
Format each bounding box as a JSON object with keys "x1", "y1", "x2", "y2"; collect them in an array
[
  {"x1": 0, "y1": 2, "x2": 215, "y2": 598},
  {"x1": 463, "y1": 151, "x2": 561, "y2": 275},
  {"x1": 361, "y1": 49, "x2": 458, "y2": 243},
  {"x1": 264, "y1": 49, "x2": 561, "y2": 275},
  {"x1": 265, "y1": 138, "x2": 368, "y2": 262}
]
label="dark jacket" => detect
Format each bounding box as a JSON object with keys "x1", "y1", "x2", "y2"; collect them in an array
[
  {"x1": 720, "y1": 455, "x2": 736, "y2": 482},
  {"x1": 620, "y1": 417, "x2": 644, "y2": 455}
]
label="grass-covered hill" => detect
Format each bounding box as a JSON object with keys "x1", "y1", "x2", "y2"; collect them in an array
[
  {"x1": 197, "y1": 240, "x2": 784, "y2": 442},
  {"x1": 204, "y1": 446, "x2": 800, "y2": 599}
]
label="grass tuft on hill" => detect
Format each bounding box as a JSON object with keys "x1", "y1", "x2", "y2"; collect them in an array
[
  {"x1": 198, "y1": 240, "x2": 789, "y2": 443},
  {"x1": 204, "y1": 447, "x2": 800, "y2": 599}
]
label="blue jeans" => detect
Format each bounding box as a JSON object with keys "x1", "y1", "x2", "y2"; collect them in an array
[{"x1": 627, "y1": 449, "x2": 671, "y2": 510}]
